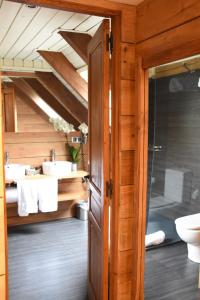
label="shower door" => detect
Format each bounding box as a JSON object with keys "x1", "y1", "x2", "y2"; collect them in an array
[{"x1": 147, "y1": 69, "x2": 200, "y2": 246}]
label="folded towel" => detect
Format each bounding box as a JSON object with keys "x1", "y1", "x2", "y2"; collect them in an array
[
  {"x1": 38, "y1": 177, "x2": 58, "y2": 213},
  {"x1": 17, "y1": 176, "x2": 58, "y2": 216},
  {"x1": 6, "y1": 187, "x2": 18, "y2": 203},
  {"x1": 17, "y1": 179, "x2": 39, "y2": 216},
  {"x1": 145, "y1": 231, "x2": 165, "y2": 247}
]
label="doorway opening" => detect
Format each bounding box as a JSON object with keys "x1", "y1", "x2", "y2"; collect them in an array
[
  {"x1": 145, "y1": 54, "x2": 200, "y2": 299},
  {"x1": 0, "y1": 1, "x2": 113, "y2": 299}
]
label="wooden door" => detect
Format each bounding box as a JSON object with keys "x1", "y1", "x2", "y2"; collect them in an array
[{"x1": 88, "y1": 20, "x2": 110, "y2": 300}]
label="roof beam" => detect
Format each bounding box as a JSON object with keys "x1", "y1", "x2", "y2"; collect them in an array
[
  {"x1": 1, "y1": 71, "x2": 37, "y2": 78},
  {"x1": 35, "y1": 71, "x2": 88, "y2": 124},
  {"x1": 11, "y1": 78, "x2": 79, "y2": 128},
  {"x1": 58, "y1": 31, "x2": 91, "y2": 64},
  {"x1": 37, "y1": 50, "x2": 88, "y2": 101}
]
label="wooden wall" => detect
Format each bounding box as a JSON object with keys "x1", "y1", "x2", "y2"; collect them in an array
[
  {"x1": 4, "y1": 132, "x2": 88, "y2": 171},
  {"x1": 16, "y1": 93, "x2": 54, "y2": 133},
  {"x1": 136, "y1": 1, "x2": 200, "y2": 299},
  {"x1": 0, "y1": 77, "x2": 8, "y2": 299}
]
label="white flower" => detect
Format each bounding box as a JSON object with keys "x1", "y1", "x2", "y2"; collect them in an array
[
  {"x1": 49, "y1": 118, "x2": 74, "y2": 134},
  {"x1": 78, "y1": 123, "x2": 88, "y2": 135}
]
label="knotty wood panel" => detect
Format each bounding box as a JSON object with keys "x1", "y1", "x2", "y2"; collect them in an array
[
  {"x1": 120, "y1": 116, "x2": 136, "y2": 150},
  {"x1": 120, "y1": 151, "x2": 135, "y2": 185},
  {"x1": 119, "y1": 185, "x2": 135, "y2": 219},
  {"x1": 121, "y1": 43, "x2": 135, "y2": 80},
  {"x1": 118, "y1": 218, "x2": 134, "y2": 251},
  {"x1": 137, "y1": 0, "x2": 200, "y2": 42},
  {"x1": 120, "y1": 80, "x2": 136, "y2": 115}
]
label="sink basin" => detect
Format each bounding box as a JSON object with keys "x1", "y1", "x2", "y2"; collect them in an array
[
  {"x1": 5, "y1": 164, "x2": 30, "y2": 181},
  {"x1": 42, "y1": 161, "x2": 72, "y2": 177}
]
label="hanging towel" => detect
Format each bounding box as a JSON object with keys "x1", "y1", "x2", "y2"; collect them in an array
[
  {"x1": 17, "y1": 179, "x2": 39, "y2": 217},
  {"x1": 38, "y1": 177, "x2": 58, "y2": 213}
]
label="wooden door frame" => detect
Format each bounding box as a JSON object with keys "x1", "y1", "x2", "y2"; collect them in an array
[
  {"x1": 136, "y1": 14, "x2": 200, "y2": 299},
  {"x1": 3, "y1": 1, "x2": 141, "y2": 299}
]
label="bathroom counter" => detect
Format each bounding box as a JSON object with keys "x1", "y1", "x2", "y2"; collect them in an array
[
  {"x1": 5, "y1": 170, "x2": 89, "y2": 184},
  {"x1": 6, "y1": 171, "x2": 89, "y2": 226}
]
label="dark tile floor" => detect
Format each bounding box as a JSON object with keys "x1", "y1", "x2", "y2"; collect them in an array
[
  {"x1": 145, "y1": 242, "x2": 200, "y2": 300},
  {"x1": 8, "y1": 218, "x2": 88, "y2": 300},
  {"x1": 8, "y1": 219, "x2": 200, "y2": 300}
]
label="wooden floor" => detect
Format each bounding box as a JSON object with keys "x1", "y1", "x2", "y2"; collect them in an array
[
  {"x1": 8, "y1": 218, "x2": 88, "y2": 300},
  {"x1": 145, "y1": 242, "x2": 200, "y2": 300}
]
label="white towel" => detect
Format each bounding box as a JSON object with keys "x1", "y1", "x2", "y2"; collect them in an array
[
  {"x1": 145, "y1": 231, "x2": 165, "y2": 247},
  {"x1": 6, "y1": 187, "x2": 18, "y2": 204},
  {"x1": 17, "y1": 179, "x2": 39, "y2": 216},
  {"x1": 38, "y1": 177, "x2": 58, "y2": 212}
]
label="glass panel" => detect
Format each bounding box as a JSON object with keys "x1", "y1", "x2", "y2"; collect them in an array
[{"x1": 145, "y1": 55, "x2": 200, "y2": 300}]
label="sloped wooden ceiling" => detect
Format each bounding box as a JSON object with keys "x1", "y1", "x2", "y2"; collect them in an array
[{"x1": 0, "y1": 0, "x2": 104, "y2": 71}]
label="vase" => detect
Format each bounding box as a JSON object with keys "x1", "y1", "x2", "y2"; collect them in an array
[{"x1": 72, "y1": 163, "x2": 77, "y2": 172}]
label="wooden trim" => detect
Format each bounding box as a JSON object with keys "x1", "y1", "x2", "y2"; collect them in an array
[
  {"x1": 1, "y1": 71, "x2": 37, "y2": 78},
  {"x1": 137, "y1": 16, "x2": 200, "y2": 69},
  {"x1": 135, "y1": 56, "x2": 148, "y2": 299},
  {"x1": 1, "y1": 2, "x2": 137, "y2": 300}
]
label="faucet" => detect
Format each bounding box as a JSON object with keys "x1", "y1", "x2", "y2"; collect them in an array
[
  {"x1": 5, "y1": 151, "x2": 9, "y2": 165},
  {"x1": 50, "y1": 149, "x2": 56, "y2": 162}
]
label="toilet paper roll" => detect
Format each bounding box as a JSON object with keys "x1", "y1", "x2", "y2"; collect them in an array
[{"x1": 145, "y1": 230, "x2": 166, "y2": 247}]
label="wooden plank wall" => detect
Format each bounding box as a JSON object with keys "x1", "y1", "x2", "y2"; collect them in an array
[
  {"x1": 16, "y1": 92, "x2": 55, "y2": 133},
  {"x1": 110, "y1": 8, "x2": 143, "y2": 300},
  {"x1": 136, "y1": 1, "x2": 200, "y2": 299},
  {"x1": 0, "y1": 77, "x2": 8, "y2": 300},
  {"x1": 4, "y1": 132, "x2": 88, "y2": 170}
]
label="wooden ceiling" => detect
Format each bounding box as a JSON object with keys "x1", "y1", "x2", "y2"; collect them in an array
[{"x1": 0, "y1": 0, "x2": 104, "y2": 71}]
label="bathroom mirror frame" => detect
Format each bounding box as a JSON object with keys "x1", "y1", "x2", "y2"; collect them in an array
[{"x1": 136, "y1": 11, "x2": 200, "y2": 299}]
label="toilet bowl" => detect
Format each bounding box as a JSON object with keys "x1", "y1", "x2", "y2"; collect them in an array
[{"x1": 175, "y1": 213, "x2": 200, "y2": 263}]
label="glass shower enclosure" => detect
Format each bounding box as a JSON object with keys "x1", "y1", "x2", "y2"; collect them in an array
[{"x1": 147, "y1": 61, "x2": 200, "y2": 247}]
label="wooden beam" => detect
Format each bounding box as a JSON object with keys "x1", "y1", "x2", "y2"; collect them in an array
[
  {"x1": 1, "y1": 71, "x2": 37, "y2": 78},
  {"x1": 23, "y1": 77, "x2": 80, "y2": 127},
  {"x1": 11, "y1": 78, "x2": 79, "y2": 128},
  {"x1": 137, "y1": 0, "x2": 200, "y2": 42},
  {"x1": 2, "y1": 86, "x2": 17, "y2": 132},
  {"x1": 59, "y1": 31, "x2": 91, "y2": 64},
  {"x1": 35, "y1": 71, "x2": 88, "y2": 124},
  {"x1": 37, "y1": 50, "x2": 88, "y2": 101}
]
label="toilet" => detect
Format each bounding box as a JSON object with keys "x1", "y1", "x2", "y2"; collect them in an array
[{"x1": 175, "y1": 213, "x2": 200, "y2": 263}]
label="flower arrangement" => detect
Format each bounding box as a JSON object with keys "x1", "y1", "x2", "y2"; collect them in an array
[
  {"x1": 78, "y1": 123, "x2": 88, "y2": 135},
  {"x1": 49, "y1": 117, "x2": 74, "y2": 134}
]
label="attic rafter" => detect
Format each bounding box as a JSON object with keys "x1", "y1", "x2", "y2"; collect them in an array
[
  {"x1": 11, "y1": 78, "x2": 79, "y2": 128},
  {"x1": 58, "y1": 31, "x2": 91, "y2": 64},
  {"x1": 37, "y1": 50, "x2": 88, "y2": 101},
  {"x1": 35, "y1": 71, "x2": 88, "y2": 124},
  {"x1": 23, "y1": 77, "x2": 80, "y2": 127}
]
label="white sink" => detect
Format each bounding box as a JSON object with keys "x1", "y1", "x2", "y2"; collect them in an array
[
  {"x1": 42, "y1": 161, "x2": 72, "y2": 177},
  {"x1": 5, "y1": 164, "x2": 30, "y2": 181}
]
